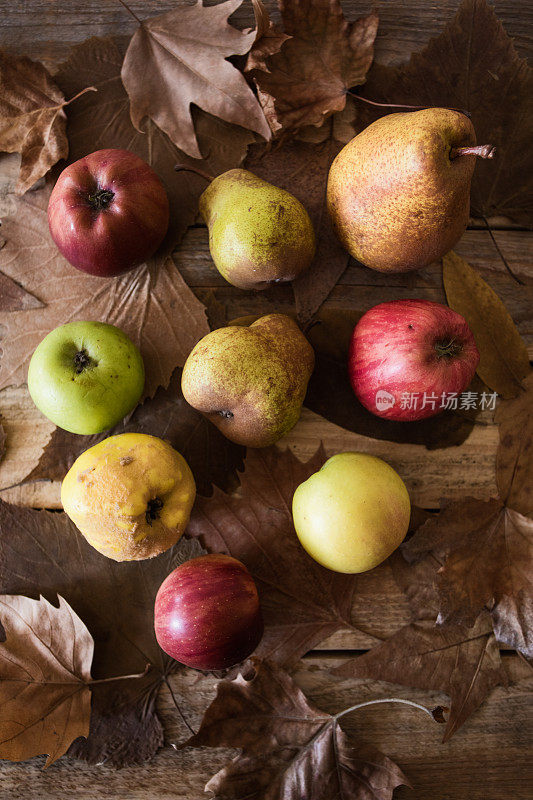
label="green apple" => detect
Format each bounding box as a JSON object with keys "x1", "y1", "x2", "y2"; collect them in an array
[
  {"x1": 292, "y1": 452, "x2": 411, "y2": 574},
  {"x1": 28, "y1": 321, "x2": 145, "y2": 435}
]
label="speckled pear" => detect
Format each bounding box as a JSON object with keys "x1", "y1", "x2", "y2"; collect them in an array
[
  {"x1": 327, "y1": 108, "x2": 495, "y2": 273},
  {"x1": 181, "y1": 313, "x2": 315, "y2": 447},
  {"x1": 199, "y1": 169, "x2": 316, "y2": 290}
]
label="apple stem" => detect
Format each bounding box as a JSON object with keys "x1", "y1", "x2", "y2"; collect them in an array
[
  {"x1": 74, "y1": 350, "x2": 92, "y2": 374},
  {"x1": 450, "y1": 144, "x2": 496, "y2": 160},
  {"x1": 334, "y1": 697, "x2": 448, "y2": 725},
  {"x1": 88, "y1": 188, "x2": 115, "y2": 211},
  {"x1": 174, "y1": 164, "x2": 215, "y2": 183},
  {"x1": 434, "y1": 338, "x2": 462, "y2": 359}
]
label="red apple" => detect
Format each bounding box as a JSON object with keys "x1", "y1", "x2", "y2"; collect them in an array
[
  {"x1": 349, "y1": 299, "x2": 480, "y2": 421},
  {"x1": 48, "y1": 149, "x2": 169, "y2": 277},
  {"x1": 154, "y1": 554, "x2": 263, "y2": 670}
]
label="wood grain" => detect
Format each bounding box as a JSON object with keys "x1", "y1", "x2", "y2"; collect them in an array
[
  {"x1": 0, "y1": 655, "x2": 530, "y2": 800},
  {"x1": 0, "y1": 2, "x2": 531, "y2": 797},
  {"x1": 0, "y1": 0, "x2": 530, "y2": 71}
]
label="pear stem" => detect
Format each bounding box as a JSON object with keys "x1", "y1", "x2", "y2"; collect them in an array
[
  {"x1": 450, "y1": 144, "x2": 496, "y2": 159},
  {"x1": 174, "y1": 164, "x2": 215, "y2": 182}
]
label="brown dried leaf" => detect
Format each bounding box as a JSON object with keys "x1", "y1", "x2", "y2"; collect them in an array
[
  {"x1": 26, "y1": 368, "x2": 245, "y2": 497},
  {"x1": 0, "y1": 594, "x2": 92, "y2": 766},
  {"x1": 496, "y1": 371, "x2": 533, "y2": 516},
  {"x1": 0, "y1": 500, "x2": 204, "y2": 766},
  {"x1": 0, "y1": 422, "x2": 5, "y2": 462},
  {"x1": 56, "y1": 36, "x2": 257, "y2": 263},
  {"x1": 334, "y1": 615, "x2": 507, "y2": 742},
  {"x1": 187, "y1": 446, "x2": 359, "y2": 667},
  {"x1": 185, "y1": 659, "x2": 408, "y2": 800},
  {"x1": 403, "y1": 498, "x2": 533, "y2": 657},
  {"x1": 0, "y1": 52, "x2": 69, "y2": 193},
  {"x1": 443, "y1": 251, "x2": 531, "y2": 399},
  {"x1": 0, "y1": 271, "x2": 43, "y2": 311},
  {"x1": 0, "y1": 184, "x2": 209, "y2": 397},
  {"x1": 246, "y1": 137, "x2": 349, "y2": 324},
  {"x1": 250, "y1": 0, "x2": 378, "y2": 137},
  {"x1": 357, "y1": 0, "x2": 533, "y2": 225},
  {"x1": 121, "y1": 0, "x2": 270, "y2": 159}
]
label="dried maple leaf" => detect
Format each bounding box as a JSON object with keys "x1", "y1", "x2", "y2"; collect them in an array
[
  {"x1": 443, "y1": 252, "x2": 531, "y2": 399},
  {"x1": 187, "y1": 445, "x2": 360, "y2": 667},
  {"x1": 0, "y1": 594, "x2": 92, "y2": 766},
  {"x1": 0, "y1": 271, "x2": 43, "y2": 312},
  {"x1": 55, "y1": 36, "x2": 257, "y2": 263},
  {"x1": 496, "y1": 372, "x2": 533, "y2": 516},
  {"x1": 245, "y1": 0, "x2": 291, "y2": 135},
  {"x1": 184, "y1": 659, "x2": 408, "y2": 800},
  {"x1": 403, "y1": 497, "x2": 533, "y2": 658},
  {"x1": 357, "y1": 0, "x2": 533, "y2": 225},
  {"x1": 249, "y1": 0, "x2": 378, "y2": 137},
  {"x1": 0, "y1": 500, "x2": 204, "y2": 766},
  {"x1": 0, "y1": 183, "x2": 209, "y2": 397},
  {"x1": 0, "y1": 52, "x2": 69, "y2": 194},
  {"x1": 335, "y1": 555, "x2": 508, "y2": 741},
  {"x1": 26, "y1": 368, "x2": 245, "y2": 497},
  {"x1": 246, "y1": 137, "x2": 349, "y2": 324},
  {"x1": 121, "y1": 0, "x2": 270, "y2": 159},
  {"x1": 334, "y1": 615, "x2": 506, "y2": 742}
]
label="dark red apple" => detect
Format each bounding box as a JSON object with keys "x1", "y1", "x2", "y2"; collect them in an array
[
  {"x1": 48, "y1": 148, "x2": 169, "y2": 277},
  {"x1": 154, "y1": 554, "x2": 263, "y2": 670},
  {"x1": 349, "y1": 299, "x2": 480, "y2": 421}
]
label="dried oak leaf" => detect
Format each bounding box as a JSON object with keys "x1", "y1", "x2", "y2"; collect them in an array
[
  {"x1": 0, "y1": 499, "x2": 204, "y2": 766},
  {"x1": 184, "y1": 659, "x2": 408, "y2": 800},
  {"x1": 249, "y1": 0, "x2": 378, "y2": 137},
  {"x1": 246, "y1": 137, "x2": 349, "y2": 324},
  {"x1": 187, "y1": 445, "x2": 359, "y2": 667},
  {"x1": 0, "y1": 52, "x2": 69, "y2": 194},
  {"x1": 335, "y1": 555, "x2": 508, "y2": 741},
  {"x1": 305, "y1": 308, "x2": 478, "y2": 449},
  {"x1": 121, "y1": 0, "x2": 270, "y2": 159},
  {"x1": 357, "y1": 0, "x2": 533, "y2": 225},
  {"x1": 0, "y1": 183, "x2": 209, "y2": 397},
  {"x1": 443, "y1": 251, "x2": 531, "y2": 399},
  {"x1": 496, "y1": 372, "x2": 533, "y2": 516},
  {"x1": 55, "y1": 35, "x2": 257, "y2": 265},
  {"x1": 0, "y1": 594, "x2": 92, "y2": 767},
  {"x1": 26, "y1": 368, "x2": 245, "y2": 497},
  {"x1": 402, "y1": 497, "x2": 533, "y2": 658}
]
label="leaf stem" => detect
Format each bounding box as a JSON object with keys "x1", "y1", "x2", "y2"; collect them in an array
[
  {"x1": 90, "y1": 669, "x2": 148, "y2": 685},
  {"x1": 481, "y1": 215, "x2": 524, "y2": 286},
  {"x1": 64, "y1": 86, "x2": 98, "y2": 107},
  {"x1": 174, "y1": 164, "x2": 215, "y2": 182},
  {"x1": 334, "y1": 697, "x2": 447, "y2": 724},
  {"x1": 116, "y1": 0, "x2": 143, "y2": 24},
  {"x1": 163, "y1": 675, "x2": 195, "y2": 736},
  {"x1": 346, "y1": 90, "x2": 472, "y2": 119}
]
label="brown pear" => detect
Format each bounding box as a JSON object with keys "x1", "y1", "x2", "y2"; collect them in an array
[
  {"x1": 181, "y1": 314, "x2": 314, "y2": 447},
  {"x1": 327, "y1": 108, "x2": 495, "y2": 273}
]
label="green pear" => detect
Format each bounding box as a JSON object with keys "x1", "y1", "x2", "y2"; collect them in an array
[
  {"x1": 198, "y1": 169, "x2": 316, "y2": 290},
  {"x1": 327, "y1": 108, "x2": 495, "y2": 273},
  {"x1": 181, "y1": 313, "x2": 314, "y2": 447}
]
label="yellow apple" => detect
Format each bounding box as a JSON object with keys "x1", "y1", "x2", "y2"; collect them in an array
[
  {"x1": 292, "y1": 452, "x2": 410, "y2": 573},
  {"x1": 61, "y1": 433, "x2": 196, "y2": 561}
]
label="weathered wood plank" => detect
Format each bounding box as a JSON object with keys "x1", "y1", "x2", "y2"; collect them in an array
[
  {"x1": 0, "y1": 402, "x2": 502, "y2": 508},
  {"x1": 0, "y1": 0, "x2": 530, "y2": 70},
  {"x1": 0, "y1": 655, "x2": 530, "y2": 800}
]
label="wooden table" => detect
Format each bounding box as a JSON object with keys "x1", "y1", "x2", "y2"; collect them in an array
[{"x1": 0, "y1": 2, "x2": 531, "y2": 798}]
